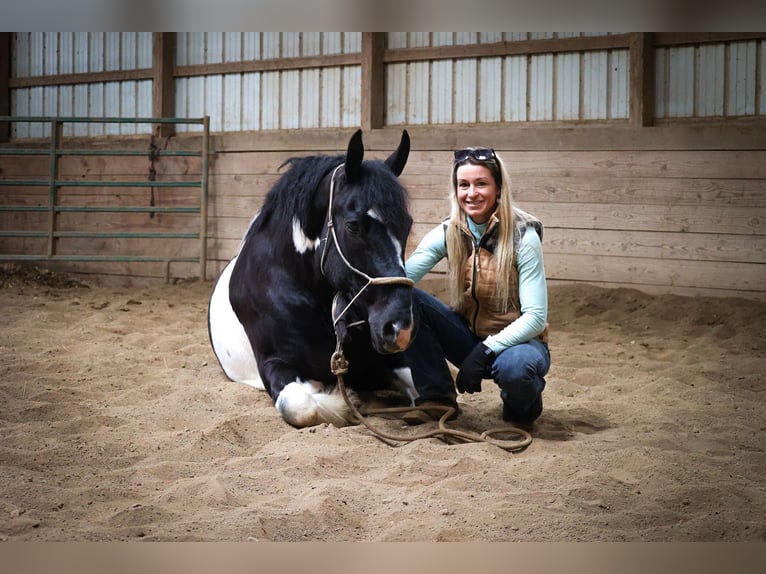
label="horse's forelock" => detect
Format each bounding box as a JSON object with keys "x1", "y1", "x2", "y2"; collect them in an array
[
  {"x1": 263, "y1": 154, "x2": 344, "y2": 233},
  {"x1": 342, "y1": 160, "x2": 411, "y2": 234}
]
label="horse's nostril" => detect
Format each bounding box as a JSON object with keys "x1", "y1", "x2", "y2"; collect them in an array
[{"x1": 383, "y1": 321, "x2": 398, "y2": 341}]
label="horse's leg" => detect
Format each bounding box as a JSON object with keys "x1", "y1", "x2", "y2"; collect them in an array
[{"x1": 258, "y1": 357, "x2": 358, "y2": 428}]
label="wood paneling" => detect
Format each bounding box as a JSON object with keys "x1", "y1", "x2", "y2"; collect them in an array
[{"x1": 2, "y1": 126, "x2": 765, "y2": 299}]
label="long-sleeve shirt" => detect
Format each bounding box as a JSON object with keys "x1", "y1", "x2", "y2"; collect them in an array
[{"x1": 405, "y1": 218, "x2": 548, "y2": 355}]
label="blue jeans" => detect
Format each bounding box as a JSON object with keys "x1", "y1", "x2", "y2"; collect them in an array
[{"x1": 404, "y1": 289, "x2": 550, "y2": 419}]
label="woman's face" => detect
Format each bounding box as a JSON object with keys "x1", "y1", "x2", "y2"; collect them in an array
[{"x1": 456, "y1": 163, "x2": 499, "y2": 224}]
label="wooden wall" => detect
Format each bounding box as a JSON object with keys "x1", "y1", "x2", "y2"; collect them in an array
[
  {"x1": 2, "y1": 123, "x2": 765, "y2": 301},
  {"x1": 211, "y1": 123, "x2": 765, "y2": 301}
]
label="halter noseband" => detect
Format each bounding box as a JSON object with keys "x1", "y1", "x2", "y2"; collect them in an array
[{"x1": 320, "y1": 164, "x2": 414, "y2": 329}]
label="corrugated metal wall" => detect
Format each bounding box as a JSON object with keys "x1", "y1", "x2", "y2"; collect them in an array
[
  {"x1": 11, "y1": 32, "x2": 153, "y2": 137},
  {"x1": 655, "y1": 40, "x2": 765, "y2": 118},
  {"x1": 174, "y1": 32, "x2": 362, "y2": 133},
  {"x1": 7, "y1": 33, "x2": 766, "y2": 137},
  {"x1": 385, "y1": 32, "x2": 630, "y2": 125}
]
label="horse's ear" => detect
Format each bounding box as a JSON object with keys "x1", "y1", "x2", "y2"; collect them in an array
[
  {"x1": 385, "y1": 130, "x2": 410, "y2": 177},
  {"x1": 345, "y1": 129, "x2": 364, "y2": 182}
]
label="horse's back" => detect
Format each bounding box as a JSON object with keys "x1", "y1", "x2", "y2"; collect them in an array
[{"x1": 207, "y1": 255, "x2": 264, "y2": 389}]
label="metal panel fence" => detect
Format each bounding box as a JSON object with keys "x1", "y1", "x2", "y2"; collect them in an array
[{"x1": 0, "y1": 116, "x2": 209, "y2": 281}]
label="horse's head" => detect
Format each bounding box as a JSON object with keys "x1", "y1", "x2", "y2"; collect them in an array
[{"x1": 321, "y1": 129, "x2": 416, "y2": 354}]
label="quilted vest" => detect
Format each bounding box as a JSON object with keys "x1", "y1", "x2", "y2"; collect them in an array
[{"x1": 455, "y1": 208, "x2": 546, "y2": 340}]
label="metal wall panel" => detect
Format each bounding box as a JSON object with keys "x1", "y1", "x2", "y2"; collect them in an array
[
  {"x1": 173, "y1": 33, "x2": 363, "y2": 132},
  {"x1": 727, "y1": 41, "x2": 757, "y2": 116},
  {"x1": 655, "y1": 40, "x2": 764, "y2": 120},
  {"x1": 431, "y1": 60, "x2": 453, "y2": 124},
  {"x1": 301, "y1": 69, "x2": 320, "y2": 128},
  {"x1": 386, "y1": 63, "x2": 407, "y2": 125},
  {"x1": 281, "y1": 70, "x2": 301, "y2": 129},
  {"x1": 504, "y1": 55, "x2": 527, "y2": 122},
  {"x1": 698, "y1": 44, "x2": 725, "y2": 117},
  {"x1": 8, "y1": 33, "x2": 764, "y2": 140},
  {"x1": 342, "y1": 66, "x2": 361, "y2": 127},
  {"x1": 478, "y1": 57, "x2": 502, "y2": 123},
  {"x1": 760, "y1": 41, "x2": 766, "y2": 115},
  {"x1": 556, "y1": 53, "x2": 580, "y2": 120},
  {"x1": 321, "y1": 68, "x2": 341, "y2": 128},
  {"x1": 454, "y1": 60, "x2": 477, "y2": 123},
  {"x1": 223, "y1": 74, "x2": 242, "y2": 131},
  {"x1": 582, "y1": 51, "x2": 607, "y2": 119},
  {"x1": 408, "y1": 62, "x2": 430, "y2": 124},
  {"x1": 609, "y1": 50, "x2": 629, "y2": 119},
  {"x1": 10, "y1": 33, "x2": 154, "y2": 138},
  {"x1": 242, "y1": 72, "x2": 261, "y2": 131},
  {"x1": 528, "y1": 54, "x2": 554, "y2": 121}
]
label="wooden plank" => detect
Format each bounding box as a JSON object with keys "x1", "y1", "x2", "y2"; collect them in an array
[
  {"x1": 152, "y1": 33, "x2": 176, "y2": 137},
  {"x1": 8, "y1": 68, "x2": 153, "y2": 88},
  {"x1": 5, "y1": 124, "x2": 765, "y2": 155},
  {"x1": 30, "y1": 259, "x2": 200, "y2": 283},
  {"x1": 629, "y1": 33, "x2": 654, "y2": 127},
  {"x1": 405, "y1": 175, "x2": 766, "y2": 210},
  {"x1": 544, "y1": 228, "x2": 766, "y2": 264},
  {"x1": 406, "y1": 197, "x2": 766, "y2": 236},
  {"x1": 0, "y1": 188, "x2": 200, "y2": 209},
  {"x1": 0, "y1": 33, "x2": 10, "y2": 142},
  {"x1": 508, "y1": 176, "x2": 766, "y2": 207},
  {"x1": 544, "y1": 253, "x2": 764, "y2": 292},
  {"x1": 175, "y1": 52, "x2": 359, "y2": 78},
  {"x1": 361, "y1": 33, "x2": 384, "y2": 131},
  {"x1": 405, "y1": 150, "x2": 766, "y2": 180},
  {"x1": 546, "y1": 279, "x2": 766, "y2": 302},
  {"x1": 527, "y1": 202, "x2": 764, "y2": 235},
  {"x1": 0, "y1": 154, "x2": 202, "y2": 177}
]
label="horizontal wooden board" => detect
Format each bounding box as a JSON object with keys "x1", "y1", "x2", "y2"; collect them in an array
[
  {"x1": 544, "y1": 228, "x2": 766, "y2": 264},
  {"x1": 401, "y1": 149, "x2": 766, "y2": 180},
  {"x1": 544, "y1": 253, "x2": 763, "y2": 292},
  {"x1": 0, "y1": 155, "x2": 203, "y2": 178}
]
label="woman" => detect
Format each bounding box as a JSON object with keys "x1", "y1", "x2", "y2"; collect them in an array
[{"x1": 403, "y1": 147, "x2": 550, "y2": 427}]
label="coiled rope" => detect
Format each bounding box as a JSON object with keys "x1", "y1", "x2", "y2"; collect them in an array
[{"x1": 330, "y1": 348, "x2": 532, "y2": 452}]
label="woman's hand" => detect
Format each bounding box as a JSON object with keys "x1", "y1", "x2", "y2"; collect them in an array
[{"x1": 456, "y1": 343, "x2": 495, "y2": 393}]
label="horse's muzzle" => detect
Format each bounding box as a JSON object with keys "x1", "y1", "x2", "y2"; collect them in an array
[{"x1": 379, "y1": 319, "x2": 414, "y2": 353}]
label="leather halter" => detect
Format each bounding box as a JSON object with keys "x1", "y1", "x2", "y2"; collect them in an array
[{"x1": 319, "y1": 164, "x2": 414, "y2": 329}]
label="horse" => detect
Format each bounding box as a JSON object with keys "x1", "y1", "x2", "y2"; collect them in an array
[{"x1": 208, "y1": 129, "x2": 419, "y2": 428}]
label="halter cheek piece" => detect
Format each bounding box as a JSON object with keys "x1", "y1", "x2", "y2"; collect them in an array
[{"x1": 320, "y1": 164, "x2": 414, "y2": 331}]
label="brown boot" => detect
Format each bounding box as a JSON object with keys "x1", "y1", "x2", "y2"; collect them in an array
[{"x1": 402, "y1": 401, "x2": 459, "y2": 425}]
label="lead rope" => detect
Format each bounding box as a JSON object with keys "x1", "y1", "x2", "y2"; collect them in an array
[{"x1": 330, "y1": 344, "x2": 531, "y2": 452}]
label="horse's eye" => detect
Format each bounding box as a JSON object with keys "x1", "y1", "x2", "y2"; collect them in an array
[{"x1": 345, "y1": 220, "x2": 360, "y2": 235}]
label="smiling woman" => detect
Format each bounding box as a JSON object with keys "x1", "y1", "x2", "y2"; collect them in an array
[{"x1": 402, "y1": 146, "x2": 550, "y2": 428}]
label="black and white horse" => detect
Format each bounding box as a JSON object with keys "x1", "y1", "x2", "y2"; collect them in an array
[{"x1": 208, "y1": 130, "x2": 418, "y2": 428}]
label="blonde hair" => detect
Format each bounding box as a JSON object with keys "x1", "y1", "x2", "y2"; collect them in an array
[{"x1": 445, "y1": 149, "x2": 516, "y2": 313}]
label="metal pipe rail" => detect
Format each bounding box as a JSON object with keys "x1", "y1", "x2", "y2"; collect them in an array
[{"x1": 0, "y1": 116, "x2": 210, "y2": 281}]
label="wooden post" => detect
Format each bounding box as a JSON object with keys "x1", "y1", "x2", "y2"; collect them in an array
[
  {"x1": 361, "y1": 33, "x2": 385, "y2": 132},
  {"x1": 629, "y1": 32, "x2": 654, "y2": 127},
  {"x1": 0, "y1": 33, "x2": 11, "y2": 142},
  {"x1": 152, "y1": 32, "x2": 176, "y2": 137}
]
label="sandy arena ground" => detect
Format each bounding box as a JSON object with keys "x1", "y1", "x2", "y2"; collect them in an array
[{"x1": 1, "y1": 266, "x2": 764, "y2": 541}]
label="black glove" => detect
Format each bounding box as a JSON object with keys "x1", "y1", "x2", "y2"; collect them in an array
[{"x1": 456, "y1": 343, "x2": 495, "y2": 394}]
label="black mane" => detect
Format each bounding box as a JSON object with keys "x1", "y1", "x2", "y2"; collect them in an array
[{"x1": 245, "y1": 152, "x2": 411, "y2": 247}]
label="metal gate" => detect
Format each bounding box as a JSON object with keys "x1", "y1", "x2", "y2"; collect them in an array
[{"x1": 0, "y1": 116, "x2": 209, "y2": 281}]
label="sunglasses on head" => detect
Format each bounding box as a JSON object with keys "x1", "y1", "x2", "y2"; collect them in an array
[{"x1": 454, "y1": 147, "x2": 496, "y2": 163}]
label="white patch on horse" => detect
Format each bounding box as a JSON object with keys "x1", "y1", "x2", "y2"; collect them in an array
[
  {"x1": 208, "y1": 256, "x2": 264, "y2": 389},
  {"x1": 391, "y1": 367, "x2": 418, "y2": 405},
  {"x1": 292, "y1": 216, "x2": 320, "y2": 254},
  {"x1": 367, "y1": 208, "x2": 405, "y2": 271},
  {"x1": 275, "y1": 379, "x2": 359, "y2": 428}
]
